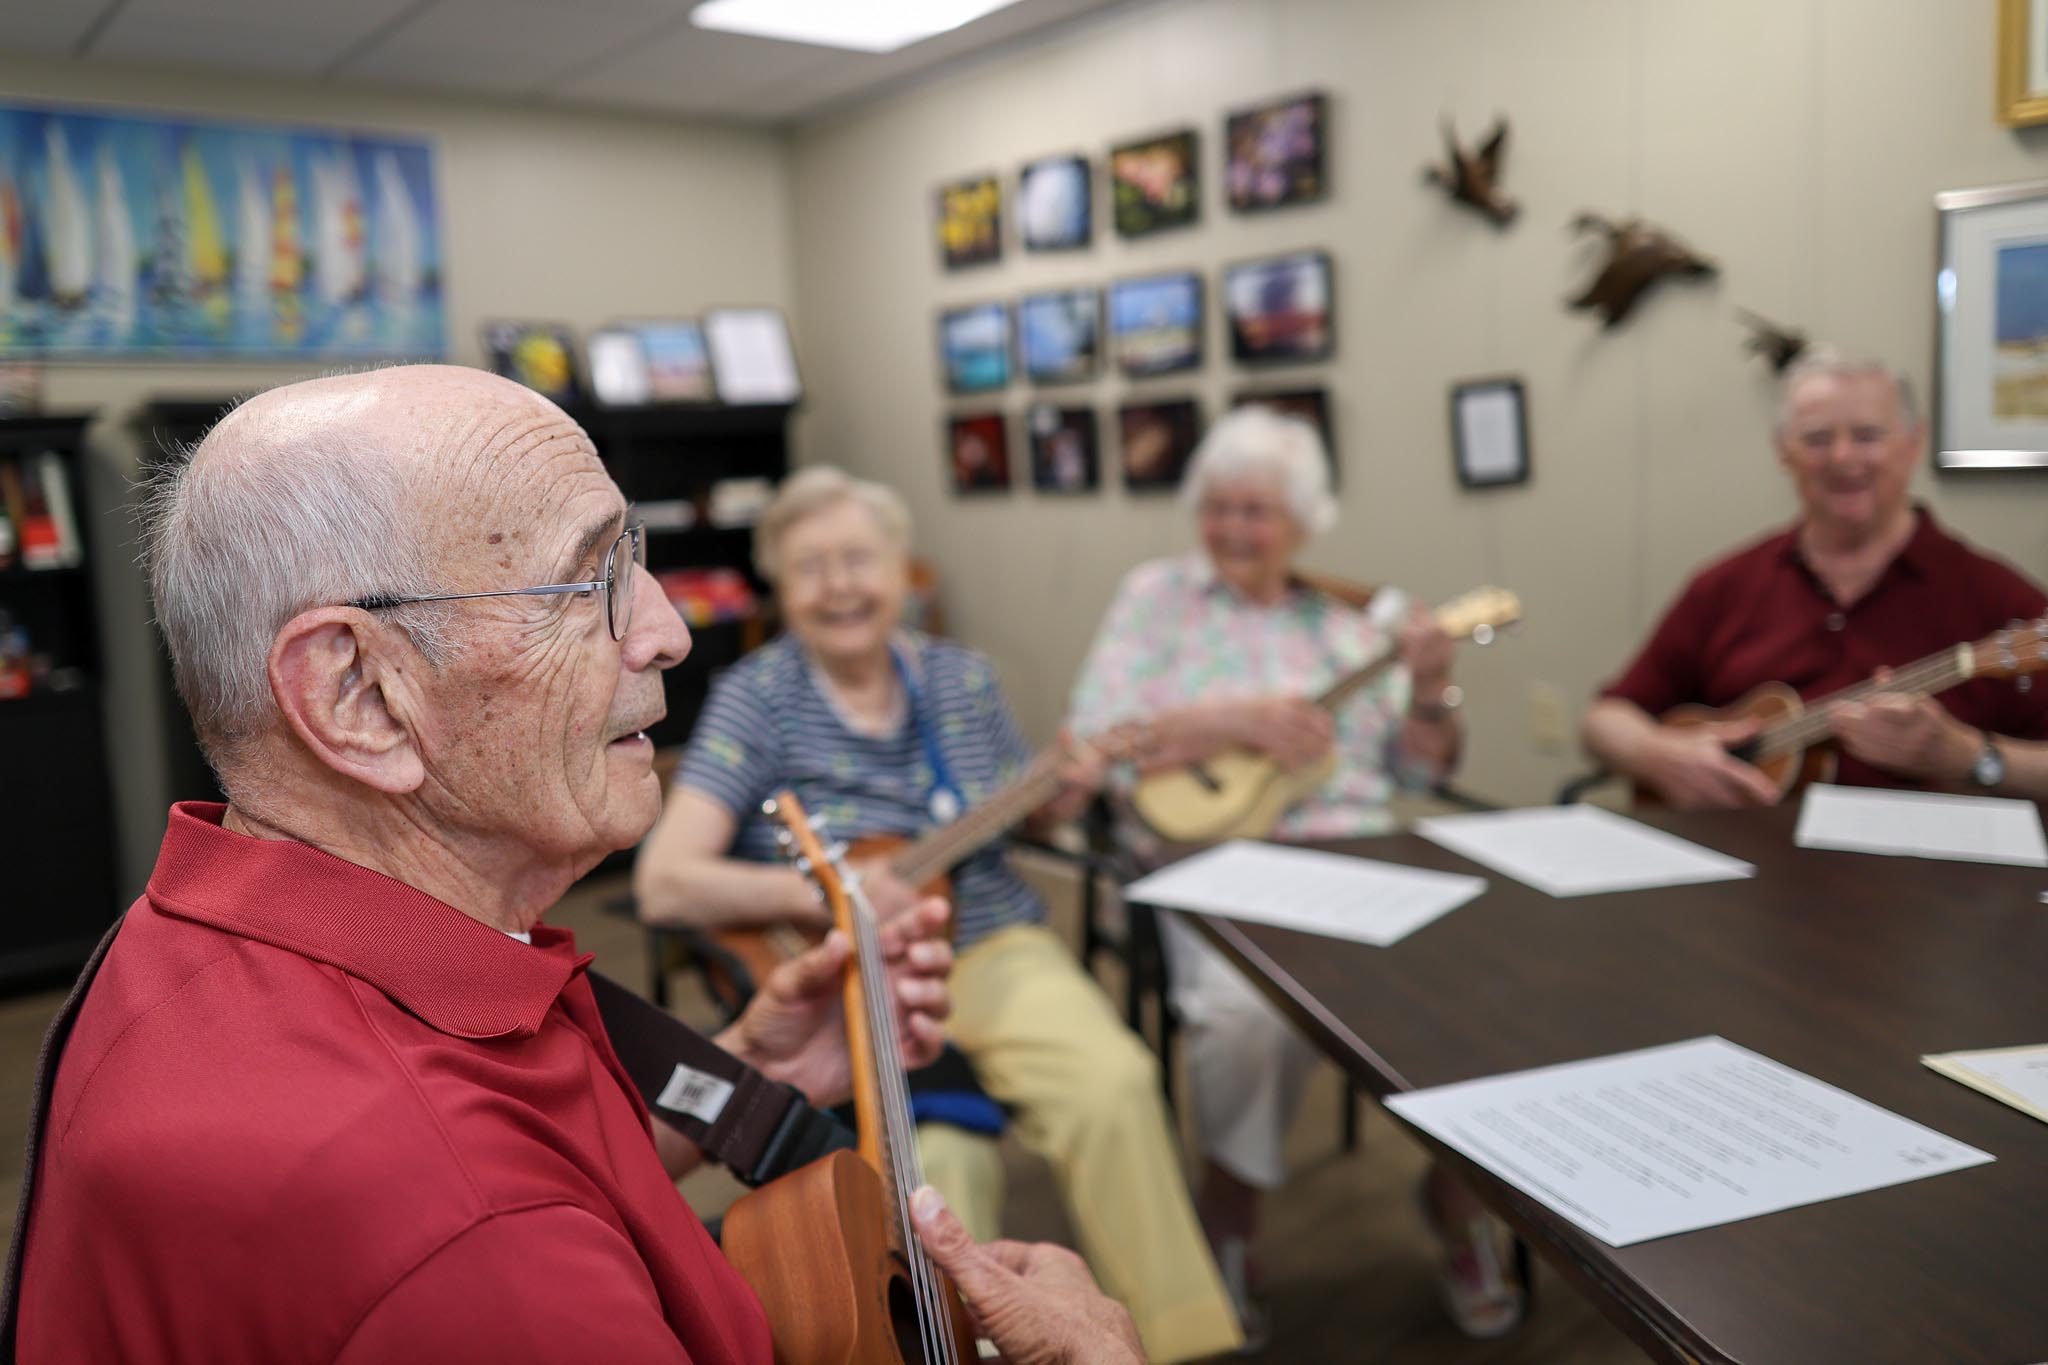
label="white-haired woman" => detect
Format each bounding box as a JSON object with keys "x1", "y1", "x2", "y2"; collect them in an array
[
  {"x1": 1069, "y1": 406, "x2": 1520, "y2": 1342},
  {"x1": 636, "y1": 466, "x2": 1244, "y2": 1363}
]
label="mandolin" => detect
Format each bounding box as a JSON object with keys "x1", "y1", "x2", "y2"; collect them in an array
[
  {"x1": 719, "y1": 791, "x2": 980, "y2": 1365},
  {"x1": 1652, "y1": 616, "x2": 2048, "y2": 802},
  {"x1": 711, "y1": 725, "x2": 1148, "y2": 1006},
  {"x1": 1128, "y1": 587, "x2": 1523, "y2": 846}
]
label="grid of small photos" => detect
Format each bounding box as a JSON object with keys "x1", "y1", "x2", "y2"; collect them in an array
[{"x1": 933, "y1": 92, "x2": 1336, "y2": 495}]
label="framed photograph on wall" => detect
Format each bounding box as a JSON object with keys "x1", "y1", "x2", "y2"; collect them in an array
[
  {"x1": 1108, "y1": 271, "x2": 1203, "y2": 377},
  {"x1": 938, "y1": 301, "x2": 1011, "y2": 394},
  {"x1": 1232, "y1": 386, "x2": 1337, "y2": 483},
  {"x1": 1223, "y1": 250, "x2": 1333, "y2": 364},
  {"x1": 1018, "y1": 287, "x2": 1099, "y2": 383},
  {"x1": 1018, "y1": 154, "x2": 1091, "y2": 250},
  {"x1": 1999, "y1": 0, "x2": 2048, "y2": 126},
  {"x1": 936, "y1": 173, "x2": 1002, "y2": 269},
  {"x1": 1109, "y1": 129, "x2": 1199, "y2": 237},
  {"x1": 1118, "y1": 397, "x2": 1202, "y2": 490},
  {"x1": 1449, "y1": 376, "x2": 1530, "y2": 489},
  {"x1": 1934, "y1": 179, "x2": 2048, "y2": 469},
  {"x1": 1028, "y1": 404, "x2": 1099, "y2": 492},
  {"x1": 483, "y1": 322, "x2": 581, "y2": 403},
  {"x1": 947, "y1": 412, "x2": 1011, "y2": 492},
  {"x1": 1225, "y1": 92, "x2": 1328, "y2": 212}
]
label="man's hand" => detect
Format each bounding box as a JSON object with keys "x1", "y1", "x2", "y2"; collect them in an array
[
  {"x1": 1039, "y1": 730, "x2": 1108, "y2": 824},
  {"x1": 1646, "y1": 717, "x2": 1781, "y2": 809},
  {"x1": 1233, "y1": 697, "x2": 1336, "y2": 771},
  {"x1": 715, "y1": 899, "x2": 952, "y2": 1107},
  {"x1": 911, "y1": 1186, "x2": 1146, "y2": 1365},
  {"x1": 1831, "y1": 672, "x2": 1980, "y2": 783}
]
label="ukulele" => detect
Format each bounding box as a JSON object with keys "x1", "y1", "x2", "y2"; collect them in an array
[
  {"x1": 1652, "y1": 616, "x2": 2048, "y2": 802},
  {"x1": 1129, "y1": 587, "x2": 1523, "y2": 846},
  {"x1": 719, "y1": 791, "x2": 980, "y2": 1365},
  {"x1": 711, "y1": 725, "x2": 1149, "y2": 1005}
]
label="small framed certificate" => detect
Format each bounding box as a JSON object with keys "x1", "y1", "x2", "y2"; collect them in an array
[{"x1": 1450, "y1": 376, "x2": 1529, "y2": 489}]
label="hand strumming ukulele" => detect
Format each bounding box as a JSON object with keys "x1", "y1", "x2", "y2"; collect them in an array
[{"x1": 1651, "y1": 616, "x2": 2048, "y2": 802}]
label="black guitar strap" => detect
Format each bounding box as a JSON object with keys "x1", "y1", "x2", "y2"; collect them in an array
[{"x1": 0, "y1": 916, "x2": 851, "y2": 1362}]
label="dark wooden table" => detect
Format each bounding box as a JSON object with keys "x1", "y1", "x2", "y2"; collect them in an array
[{"x1": 1145, "y1": 805, "x2": 2048, "y2": 1365}]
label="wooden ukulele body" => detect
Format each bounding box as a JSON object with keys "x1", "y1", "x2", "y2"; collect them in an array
[
  {"x1": 712, "y1": 835, "x2": 951, "y2": 1008},
  {"x1": 721, "y1": 1148, "x2": 978, "y2": 1365},
  {"x1": 1129, "y1": 748, "x2": 1338, "y2": 845},
  {"x1": 1656, "y1": 681, "x2": 1836, "y2": 804}
]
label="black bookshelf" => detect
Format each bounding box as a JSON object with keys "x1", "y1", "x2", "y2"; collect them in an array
[
  {"x1": 135, "y1": 396, "x2": 792, "y2": 797},
  {"x1": 0, "y1": 413, "x2": 121, "y2": 987}
]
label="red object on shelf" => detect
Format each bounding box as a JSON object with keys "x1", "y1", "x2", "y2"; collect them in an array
[{"x1": 654, "y1": 567, "x2": 756, "y2": 628}]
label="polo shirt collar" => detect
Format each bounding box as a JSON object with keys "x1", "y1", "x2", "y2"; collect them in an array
[
  {"x1": 1777, "y1": 504, "x2": 1946, "y2": 583},
  {"x1": 145, "y1": 802, "x2": 586, "y2": 1041}
]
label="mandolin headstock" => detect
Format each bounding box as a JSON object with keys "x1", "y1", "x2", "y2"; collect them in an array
[
  {"x1": 1432, "y1": 586, "x2": 1524, "y2": 643},
  {"x1": 1968, "y1": 616, "x2": 2048, "y2": 682}
]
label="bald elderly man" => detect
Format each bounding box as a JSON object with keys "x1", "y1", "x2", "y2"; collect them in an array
[{"x1": 9, "y1": 367, "x2": 1142, "y2": 1364}]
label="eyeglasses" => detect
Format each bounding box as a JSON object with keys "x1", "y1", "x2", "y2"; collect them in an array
[
  {"x1": 348, "y1": 524, "x2": 647, "y2": 641},
  {"x1": 783, "y1": 543, "x2": 888, "y2": 589}
]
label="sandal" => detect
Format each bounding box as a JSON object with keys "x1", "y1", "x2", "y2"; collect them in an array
[{"x1": 1419, "y1": 1187, "x2": 1525, "y2": 1339}]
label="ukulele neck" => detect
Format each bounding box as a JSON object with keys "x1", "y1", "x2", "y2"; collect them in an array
[
  {"x1": 890, "y1": 750, "x2": 1065, "y2": 886},
  {"x1": 1752, "y1": 644, "x2": 1974, "y2": 758}
]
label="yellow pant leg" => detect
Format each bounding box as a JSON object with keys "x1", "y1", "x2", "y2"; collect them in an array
[
  {"x1": 914, "y1": 1121, "x2": 1006, "y2": 1245},
  {"x1": 948, "y1": 924, "x2": 1241, "y2": 1363}
]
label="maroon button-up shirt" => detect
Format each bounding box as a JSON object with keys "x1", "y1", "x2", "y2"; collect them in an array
[
  {"x1": 1601, "y1": 508, "x2": 2048, "y2": 789},
  {"x1": 17, "y1": 803, "x2": 772, "y2": 1364}
]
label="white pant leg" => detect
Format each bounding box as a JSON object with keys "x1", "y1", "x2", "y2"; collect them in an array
[{"x1": 1159, "y1": 910, "x2": 1321, "y2": 1190}]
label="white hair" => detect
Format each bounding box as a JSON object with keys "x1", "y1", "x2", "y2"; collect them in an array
[
  {"x1": 1776, "y1": 348, "x2": 1920, "y2": 432},
  {"x1": 753, "y1": 465, "x2": 912, "y2": 581},
  {"x1": 1179, "y1": 405, "x2": 1337, "y2": 535},
  {"x1": 138, "y1": 426, "x2": 453, "y2": 778}
]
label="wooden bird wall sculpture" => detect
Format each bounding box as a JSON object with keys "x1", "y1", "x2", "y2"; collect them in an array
[
  {"x1": 1422, "y1": 116, "x2": 1517, "y2": 226},
  {"x1": 1735, "y1": 309, "x2": 1809, "y2": 373},
  {"x1": 1567, "y1": 213, "x2": 1717, "y2": 328}
]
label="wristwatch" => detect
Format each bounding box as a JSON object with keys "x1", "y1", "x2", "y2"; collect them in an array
[
  {"x1": 1969, "y1": 735, "x2": 2006, "y2": 789},
  {"x1": 1411, "y1": 683, "x2": 1464, "y2": 722}
]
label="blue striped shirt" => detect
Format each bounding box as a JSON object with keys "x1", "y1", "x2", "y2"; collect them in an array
[{"x1": 676, "y1": 631, "x2": 1045, "y2": 949}]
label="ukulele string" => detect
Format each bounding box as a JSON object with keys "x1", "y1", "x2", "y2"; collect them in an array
[
  {"x1": 1754, "y1": 651, "x2": 1964, "y2": 756},
  {"x1": 846, "y1": 868, "x2": 963, "y2": 1364}
]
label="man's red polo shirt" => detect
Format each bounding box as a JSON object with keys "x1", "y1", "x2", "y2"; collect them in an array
[
  {"x1": 1602, "y1": 508, "x2": 2048, "y2": 789},
  {"x1": 17, "y1": 803, "x2": 773, "y2": 1364}
]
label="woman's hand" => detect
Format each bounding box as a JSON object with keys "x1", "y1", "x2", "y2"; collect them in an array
[
  {"x1": 1232, "y1": 697, "x2": 1335, "y2": 770},
  {"x1": 1398, "y1": 606, "x2": 1457, "y2": 694}
]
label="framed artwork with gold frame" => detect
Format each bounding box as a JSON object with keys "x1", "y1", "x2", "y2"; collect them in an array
[{"x1": 1998, "y1": 0, "x2": 2048, "y2": 126}]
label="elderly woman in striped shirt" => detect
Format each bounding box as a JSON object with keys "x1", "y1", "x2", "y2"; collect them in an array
[
  {"x1": 635, "y1": 466, "x2": 1242, "y2": 1364},
  {"x1": 1070, "y1": 405, "x2": 1522, "y2": 1343}
]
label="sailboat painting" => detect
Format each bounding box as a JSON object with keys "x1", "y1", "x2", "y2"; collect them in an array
[{"x1": 0, "y1": 100, "x2": 442, "y2": 357}]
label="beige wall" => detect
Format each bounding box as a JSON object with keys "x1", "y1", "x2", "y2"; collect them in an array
[
  {"x1": 789, "y1": 0, "x2": 2048, "y2": 807},
  {"x1": 0, "y1": 55, "x2": 796, "y2": 894}
]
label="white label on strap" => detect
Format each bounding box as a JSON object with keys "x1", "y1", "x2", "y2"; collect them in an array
[{"x1": 656, "y1": 1063, "x2": 735, "y2": 1124}]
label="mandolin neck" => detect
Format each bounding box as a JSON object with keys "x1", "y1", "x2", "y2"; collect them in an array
[
  {"x1": 1752, "y1": 643, "x2": 1975, "y2": 758},
  {"x1": 890, "y1": 749, "x2": 1066, "y2": 886}
]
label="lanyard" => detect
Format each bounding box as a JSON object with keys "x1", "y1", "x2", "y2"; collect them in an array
[{"x1": 890, "y1": 642, "x2": 964, "y2": 824}]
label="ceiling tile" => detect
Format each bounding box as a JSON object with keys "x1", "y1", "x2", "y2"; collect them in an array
[
  {"x1": 549, "y1": 22, "x2": 843, "y2": 120},
  {"x1": 340, "y1": 0, "x2": 687, "y2": 94},
  {"x1": 0, "y1": 0, "x2": 105, "y2": 55},
  {"x1": 89, "y1": 0, "x2": 423, "y2": 74}
]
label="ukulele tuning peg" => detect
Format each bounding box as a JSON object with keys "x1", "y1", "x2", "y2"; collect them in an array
[
  {"x1": 2020, "y1": 676, "x2": 2034, "y2": 694},
  {"x1": 791, "y1": 855, "x2": 813, "y2": 876},
  {"x1": 760, "y1": 798, "x2": 780, "y2": 819},
  {"x1": 1472, "y1": 623, "x2": 1496, "y2": 646}
]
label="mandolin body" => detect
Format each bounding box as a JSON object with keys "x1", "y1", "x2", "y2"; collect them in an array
[
  {"x1": 711, "y1": 836, "x2": 950, "y2": 1010},
  {"x1": 1655, "y1": 681, "x2": 1835, "y2": 804},
  {"x1": 721, "y1": 1148, "x2": 978, "y2": 1365},
  {"x1": 1131, "y1": 748, "x2": 1338, "y2": 845}
]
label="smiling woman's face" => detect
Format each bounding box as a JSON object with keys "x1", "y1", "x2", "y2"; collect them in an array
[{"x1": 776, "y1": 497, "x2": 908, "y2": 670}]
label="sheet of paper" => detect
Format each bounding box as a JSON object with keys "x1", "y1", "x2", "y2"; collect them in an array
[
  {"x1": 1793, "y1": 783, "x2": 2048, "y2": 867},
  {"x1": 1412, "y1": 804, "x2": 1755, "y2": 897},
  {"x1": 1121, "y1": 840, "x2": 1486, "y2": 947},
  {"x1": 1386, "y1": 1037, "x2": 1993, "y2": 1247},
  {"x1": 1924, "y1": 1044, "x2": 2048, "y2": 1125}
]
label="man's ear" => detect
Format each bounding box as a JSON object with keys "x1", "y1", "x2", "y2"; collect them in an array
[{"x1": 269, "y1": 607, "x2": 426, "y2": 795}]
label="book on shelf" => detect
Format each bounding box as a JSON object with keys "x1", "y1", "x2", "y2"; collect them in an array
[{"x1": 0, "y1": 452, "x2": 81, "y2": 571}]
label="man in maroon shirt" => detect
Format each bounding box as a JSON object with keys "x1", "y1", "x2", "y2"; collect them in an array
[
  {"x1": 1584, "y1": 350, "x2": 2048, "y2": 808},
  {"x1": 12, "y1": 366, "x2": 1143, "y2": 1364}
]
